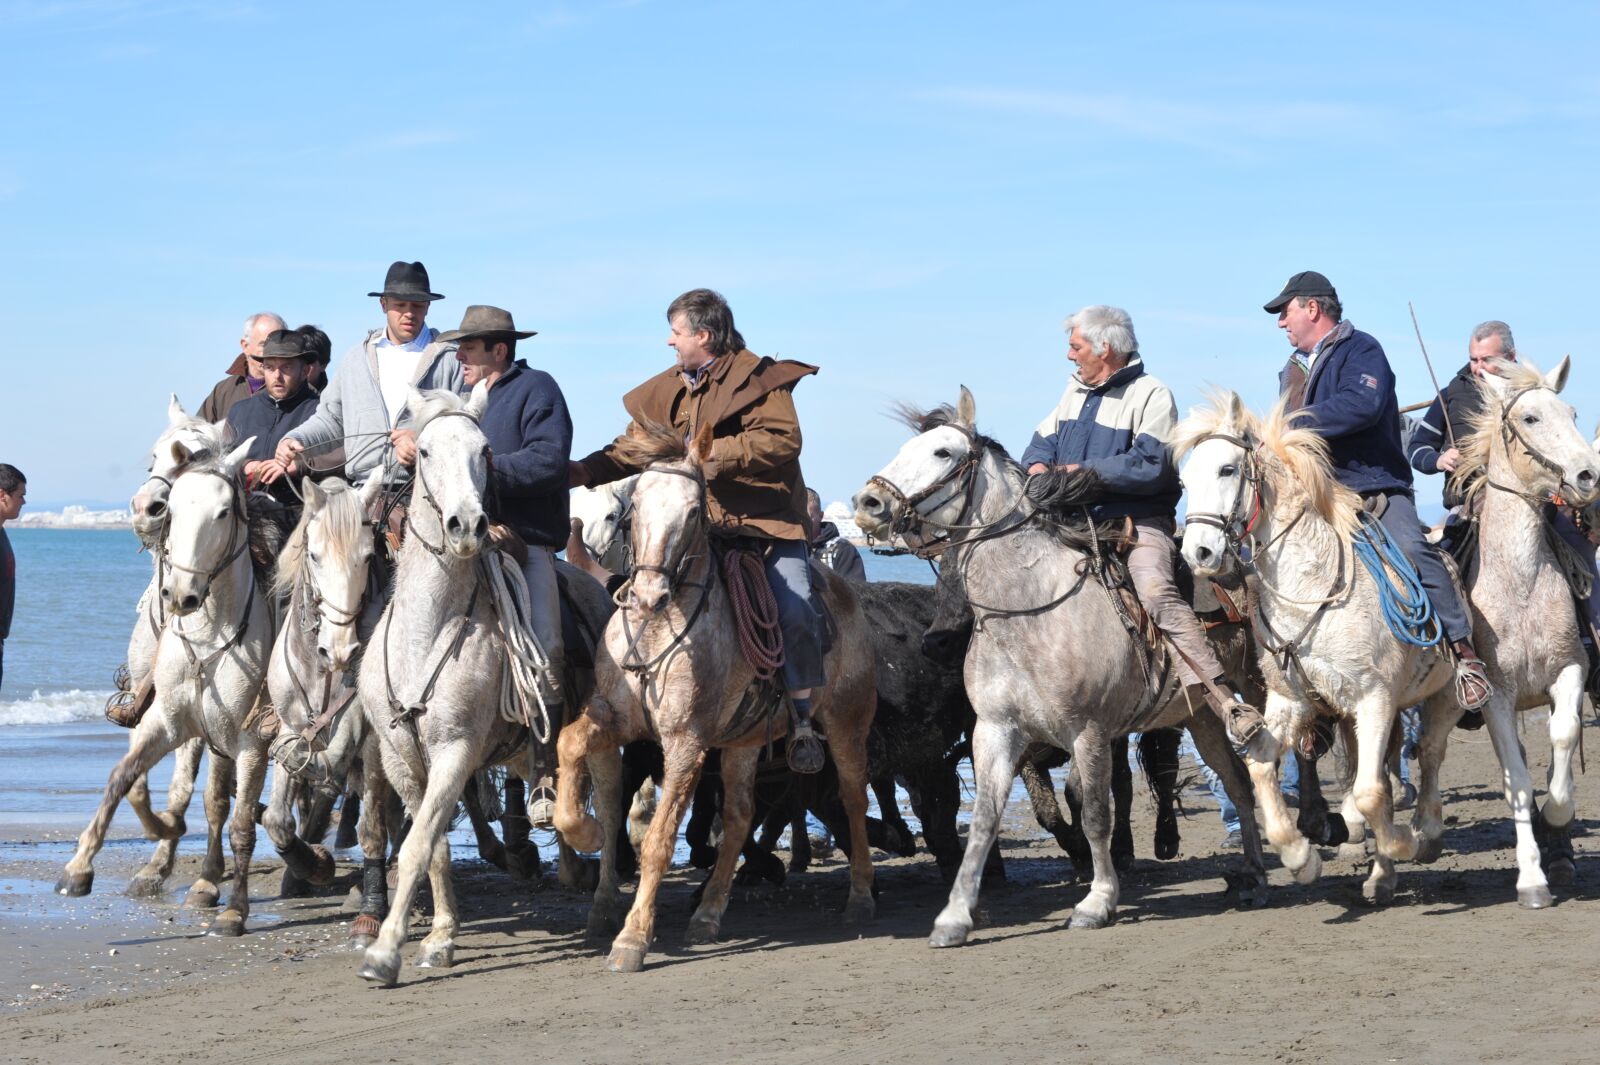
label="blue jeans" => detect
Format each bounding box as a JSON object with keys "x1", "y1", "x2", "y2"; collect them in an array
[
  {"x1": 1553, "y1": 511, "x2": 1600, "y2": 636},
  {"x1": 1373, "y1": 491, "x2": 1472, "y2": 645},
  {"x1": 762, "y1": 538, "x2": 826, "y2": 691},
  {"x1": 1182, "y1": 730, "x2": 1298, "y2": 834}
]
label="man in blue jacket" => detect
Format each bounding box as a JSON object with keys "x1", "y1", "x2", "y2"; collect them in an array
[
  {"x1": 1265, "y1": 271, "x2": 1491, "y2": 719},
  {"x1": 1022, "y1": 304, "x2": 1264, "y2": 743},
  {"x1": 440, "y1": 305, "x2": 573, "y2": 822}
]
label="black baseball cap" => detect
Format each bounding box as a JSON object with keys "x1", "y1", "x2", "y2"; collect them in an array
[{"x1": 1264, "y1": 270, "x2": 1338, "y2": 314}]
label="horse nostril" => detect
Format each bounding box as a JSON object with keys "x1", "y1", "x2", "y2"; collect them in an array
[
  {"x1": 446, "y1": 516, "x2": 463, "y2": 535},
  {"x1": 861, "y1": 495, "x2": 881, "y2": 512},
  {"x1": 160, "y1": 587, "x2": 171, "y2": 600},
  {"x1": 473, "y1": 515, "x2": 488, "y2": 538},
  {"x1": 145, "y1": 500, "x2": 166, "y2": 517},
  {"x1": 179, "y1": 595, "x2": 199, "y2": 611},
  {"x1": 1195, "y1": 545, "x2": 1213, "y2": 564}
]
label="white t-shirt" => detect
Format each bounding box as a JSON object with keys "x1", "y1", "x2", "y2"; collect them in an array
[{"x1": 374, "y1": 326, "x2": 436, "y2": 426}]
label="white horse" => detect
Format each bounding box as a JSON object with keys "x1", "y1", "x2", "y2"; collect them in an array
[
  {"x1": 1450, "y1": 358, "x2": 1599, "y2": 906},
  {"x1": 1175, "y1": 394, "x2": 1463, "y2": 903},
  {"x1": 262, "y1": 474, "x2": 385, "y2": 930},
  {"x1": 356, "y1": 385, "x2": 617, "y2": 985},
  {"x1": 119, "y1": 396, "x2": 230, "y2": 904},
  {"x1": 569, "y1": 474, "x2": 637, "y2": 573},
  {"x1": 58, "y1": 436, "x2": 276, "y2": 935}
]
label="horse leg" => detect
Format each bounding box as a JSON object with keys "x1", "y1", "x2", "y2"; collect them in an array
[
  {"x1": 582, "y1": 741, "x2": 628, "y2": 940},
  {"x1": 461, "y1": 774, "x2": 508, "y2": 871},
  {"x1": 685, "y1": 760, "x2": 721, "y2": 870},
  {"x1": 1333, "y1": 716, "x2": 1368, "y2": 847},
  {"x1": 686, "y1": 747, "x2": 759, "y2": 944},
  {"x1": 125, "y1": 738, "x2": 204, "y2": 897},
  {"x1": 416, "y1": 832, "x2": 459, "y2": 970},
  {"x1": 553, "y1": 702, "x2": 614, "y2": 854},
  {"x1": 1244, "y1": 692, "x2": 1319, "y2": 884},
  {"x1": 1141, "y1": 728, "x2": 1182, "y2": 861},
  {"x1": 930, "y1": 718, "x2": 1024, "y2": 947},
  {"x1": 1410, "y1": 691, "x2": 1456, "y2": 864},
  {"x1": 1021, "y1": 752, "x2": 1086, "y2": 871},
  {"x1": 360, "y1": 742, "x2": 474, "y2": 985},
  {"x1": 1189, "y1": 714, "x2": 1268, "y2": 907},
  {"x1": 1293, "y1": 747, "x2": 1341, "y2": 846},
  {"x1": 501, "y1": 774, "x2": 540, "y2": 882},
  {"x1": 212, "y1": 744, "x2": 269, "y2": 936},
  {"x1": 1109, "y1": 736, "x2": 1134, "y2": 873},
  {"x1": 58, "y1": 716, "x2": 178, "y2": 897},
  {"x1": 187, "y1": 752, "x2": 233, "y2": 909},
  {"x1": 1482, "y1": 695, "x2": 1550, "y2": 907},
  {"x1": 1346, "y1": 694, "x2": 1411, "y2": 904},
  {"x1": 1539, "y1": 664, "x2": 1585, "y2": 887},
  {"x1": 607, "y1": 743, "x2": 706, "y2": 973},
  {"x1": 334, "y1": 772, "x2": 362, "y2": 851},
  {"x1": 827, "y1": 695, "x2": 878, "y2": 924},
  {"x1": 349, "y1": 742, "x2": 390, "y2": 950},
  {"x1": 1067, "y1": 725, "x2": 1120, "y2": 929}
]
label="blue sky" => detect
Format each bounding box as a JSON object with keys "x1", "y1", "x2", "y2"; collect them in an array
[{"x1": 3, "y1": 0, "x2": 1597, "y2": 516}]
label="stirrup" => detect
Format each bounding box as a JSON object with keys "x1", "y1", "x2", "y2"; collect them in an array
[
  {"x1": 1454, "y1": 656, "x2": 1492, "y2": 712},
  {"x1": 1225, "y1": 702, "x2": 1265, "y2": 748},
  {"x1": 787, "y1": 723, "x2": 828, "y2": 776},
  {"x1": 528, "y1": 780, "x2": 557, "y2": 831}
]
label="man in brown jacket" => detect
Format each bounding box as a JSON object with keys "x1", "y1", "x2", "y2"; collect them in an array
[
  {"x1": 570, "y1": 288, "x2": 829, "y2": 771},
  {"x1": 197, "y1": 312, "x2": 286, "y2": 422}
]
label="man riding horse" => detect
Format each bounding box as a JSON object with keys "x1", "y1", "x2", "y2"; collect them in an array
[
  {"x1": 1265, "y1": 270, "x2": 1492, "y2": 721},
  {"x1": 568, "y1": 288, "x2": 831, "y2": 773},
  {"x1": 1020, "y1": 303, "x2": 1266, "y2": 745}
]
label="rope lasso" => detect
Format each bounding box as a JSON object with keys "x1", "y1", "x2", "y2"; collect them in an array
[
  {"x1": 723, "y1": 548, "x2": 784, "y2": 680},
  {"x1": 1351, "y1": 510, "x2": 1441, "y2": 647},
  {"x1": 480, "y1": 550, "x2": 558, "y2": 744}
]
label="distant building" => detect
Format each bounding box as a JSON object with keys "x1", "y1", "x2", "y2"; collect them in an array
[{"x1": 823, "y1": 501, "x2": 867, "y2": 543}]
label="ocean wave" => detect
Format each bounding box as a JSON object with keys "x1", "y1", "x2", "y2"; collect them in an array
[{"x1": 0, "y1": 689, "x2": 113, "y2": 727}]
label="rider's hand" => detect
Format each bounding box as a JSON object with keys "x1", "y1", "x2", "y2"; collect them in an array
[
  {"x1": 255, "y1": 460, "x2": 286, "y2": 485},
  {"x1": 390, "y1": 428, "x2": 418, "y2": 467},
  {"x1": 568, "y1": 461, "x2": 591, "y2": 488},
  {"x1": 1437, "y1": 447, "x2": 1461, "y2": 473},
  {"x1": 275, "y1": 437, "x2": 304, "y2": 467},
  {"x1": 1027, "y1": 463, "x2": 1049, "y2": 475}
]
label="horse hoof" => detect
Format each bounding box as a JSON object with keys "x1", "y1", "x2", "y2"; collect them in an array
[
  {"x1": 1322, "y1": 814, "x2": 1350, "y2": 847},
  {"x1": 415, "y1": 942, "x2": 455, "y2": 969},
  {"x1": 1545, "y1": 859, "x2": 1575, "y2": 889},
  {"x1": 340, "y1": 885, "x2": 364, "y2": 914},
  {"x1": 559, "y1": 855, "x2": 600, "y2": 893},
  {"x1": 1414, "y1": 835, "x2": 1444, "y2": 865},
  {"x1": 307, "y1": 845, "x2": 337, "y2": 886},
  {"x1": 1068, "y1": 907, "x2": 1113, "y2": 931},
  {"x1": 688, "y1": 844, "x2": 718, "y2": 870},
  {"x1": 843, "y1": 894, "x2": 876, "y2": 925},
  {"x1": 55, "y1": 872, "x2": 93, "y2": 897},
  {"x1": 1154, "y1": 823, "x2": 1181, "y2": 861},
  {"x1": 279, "y1": 870, "x2": 312, "y2": 899},
  {"x1": 210, "y1": 910, "x2": 246, "y2": 937},
  {"x1": 348, "y1": 914, "x2": 381, "y2": 950},
  {"x1": 1289, "y1": 848, "x2": 1323, "y2": 886},
  {"x1": 506, "y1": 847, "x2": 541, "y2": 882},
  {"x1": 586, "y1": 910, "x2": 623, "y2": 943},
  {"x1": 928, "y1": 923, "x2": 969, "y2": 948},
  {"x1": 125, "y1": 874, "x2": 165, "y2": 899},
  {"x1": 1362, "y1": 881, "x2": 1396, "y2": 907},
  {"x1": 683, "y1": 917, "x2": 720, "y2": 946},
  {"x1": 185, "y1": 884, "x2": 220, "y2": 909},
  {"x1": 359, "y1": 951, "x2": 401, "y2": 987},
  {"x1": 607, "y1": 945, "x2": 647, "y2": 973},
  {"x1": 1517, "y1": 884, "x2": 1554, "y2": 909},
  {"x1": 479, "y1": 842, "x2": 509, "y2": 872}
]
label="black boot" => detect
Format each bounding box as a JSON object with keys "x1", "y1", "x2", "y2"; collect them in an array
[{"x1": 786, "y1": 695, "x2": 827, "y2": 775}]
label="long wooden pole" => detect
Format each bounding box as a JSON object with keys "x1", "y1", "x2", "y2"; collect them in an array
[{"x1": 1408, "y1": 301, "x2": 1455, "y2": 448}]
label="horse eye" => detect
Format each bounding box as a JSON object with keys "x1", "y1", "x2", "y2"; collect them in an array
[
  {"x1": 933, "y1": 448, "x2": 952, "y2": 459},
  {"x1": 1523, "y1": 415, "x2": 1538, "y2": 425},
  {"x1": 1220, "y1": 464, "x2": 1237, "y2": 477},
  {"x1": 308, "y1": 552, "x2": 320, "y2": 564},
  {"x1": 418, "y1": 447, "x2": 430, "y2": 459}
]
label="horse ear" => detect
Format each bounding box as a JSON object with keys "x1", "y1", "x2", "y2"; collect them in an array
[
  {"x1": 357, "y1": 468, "x2": 384, "y2": 510},
  {"x1": 170, "y1": 438, "x2": 195, "y2": 467},
  {"x1": 1479, "y1": 367, "x2": 1511, "y2": 398},
  {"x1": 1545, "y1": 355, "x2": 1571, "y2": 394},
  {"x1": 302, "y1": 478, "x2": 326, "y2": 511},
  {"x1": 406, "y1": 385, "x2": 430, "y2": 425},
  {"x1": 1227, "y1": 391, "x2": 1246, "y2": 425},
  {"x1": 167, "y1": 393, "x2": 188, "y2": 427},
  {"x1": 222, "y1": 437, "x2": 255, "y2": 475},
  {"x1": 688, "y1": 420, "x2": 716, "y2": 468},
  {"x1": 956, "y1": 385, "x2": 976, "y2": 427},
  {"x1": 465, "y1": 380, "x2": 490, "y2": 421}
]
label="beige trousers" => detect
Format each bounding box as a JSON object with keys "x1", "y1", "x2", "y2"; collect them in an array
[{"x1": 1125, "y1": 516, "x2": 1222, "y2": 687}]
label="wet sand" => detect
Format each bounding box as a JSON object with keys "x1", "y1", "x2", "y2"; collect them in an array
[{"x1": 1, "y1": 716, "x2": 1595, "y2": 1065}]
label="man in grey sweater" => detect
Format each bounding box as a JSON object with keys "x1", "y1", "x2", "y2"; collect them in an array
[{"x1": 276, "y1": 261, "x2": 464, "y2": 485}]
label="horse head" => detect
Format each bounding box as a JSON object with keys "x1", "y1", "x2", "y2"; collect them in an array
[
  {"x1": 161, "y1": 436, "x2": 254, "y2": 615},
  {"x1": 1467, "y1": 357, "x2": 1599, "y2": 506},
  {"x1": 853, "y1": 385, "x2": 986, "y2": 544},
  {"x1": 409, "y1": 384, "x2": 491, "y2": 560},
  {"x1": 571, "y1": 474, "x2": 638, "y2": 572},
  {"x1": 280, "y1": 472, "x2": 382, "y2": 673},
  {"x1": 622, "y1": 422, "x2": 712, "y2": 616},
  {"x1": 1173, "y1": 391, "x2": 1259, "y2": 578},
  {"x1": 132, "y1": 394, "x2": 227, "y2": 547}
]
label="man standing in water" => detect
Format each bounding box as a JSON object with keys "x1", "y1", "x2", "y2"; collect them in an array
[
  {"x1": 570, "y1": 288, "x2": 830, "y2": 773},
  {"x1": 0, "y1": 464, "x2": 26, "y2": 693}
]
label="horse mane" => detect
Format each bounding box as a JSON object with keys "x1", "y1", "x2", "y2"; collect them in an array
[
  {"x1": 1170, "y1": 390, "x2": 1255, "y2": 462},
  {"x1": 274, "y1": 479, "x2": 363, "y2": 596},
  {"x1": 610, "y1": 420, "x2": 691, "y2": 468},
  {"x1": 1256, "y1": 397, "x2": 1362, "y2": 541},
  {"x1": 411, "y1": 388, "x2": 471, "y2": 432},
  {"x1": 1452, "y1": 358, "x2": 1548, "y2": 509}
]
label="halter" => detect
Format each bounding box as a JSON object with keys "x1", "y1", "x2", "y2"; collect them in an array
[
  {"x1": 625, "y1": 465, "x2": 710, "y2": 598},
  {"x1": 865, "y1": 427, "x2": 1027, "y2": 557},
  {"x1": 406, "y1": 409, "x2": 484, "y2": 558},
  {"x1": 1488, "y1": 384, "x2": 1577, "y2": 503},
  {"x1": 1179, "y1": 432, "x2": 1265, "y2": 558},
  {"x1": 161, "y1": 469, "x2": 251, "y2": 591}
]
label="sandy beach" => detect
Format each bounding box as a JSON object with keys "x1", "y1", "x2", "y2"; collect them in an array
[{"x1": 1, "y1": 712, "x2": 1593, "y2": 1065}]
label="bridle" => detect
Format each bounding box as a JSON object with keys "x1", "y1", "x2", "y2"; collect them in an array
[
  {"x1": 161, "y1": 469, "x2": 252, "y2": 595},
  {"x1": 1487, "y1": 384, "x2": 1579, "y2": 504},
  {"x1": 624, "y1": 465, "x2": 710, "y2": 600},
  {"x1": 405, "y1": 409, "x2": 485, "y2": 559},
  {"x1": 1180, "y1": 432, "x2": 1267, "y2": 562},
  {"x1": 865, "y1": 428, "x2": 1027, "y2": 557}
]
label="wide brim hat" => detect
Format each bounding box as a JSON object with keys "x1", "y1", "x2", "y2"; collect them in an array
[
  {"x1": 436, "y1": 304, "x2": 536, "y2": 343},
  {"x1": 260, "y1": 329, "x2": 316, "y2": 361},
  {"x1": 1264, "y1": 270, "x2": 1338, "y2": 314},
  {"x1": 368, "y1": 260, "x2": 444, "y2": 301}
]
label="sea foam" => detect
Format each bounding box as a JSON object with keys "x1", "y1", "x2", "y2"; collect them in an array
[{"x1": 0, "y1": 689, "x2": 112, "y2": 727}]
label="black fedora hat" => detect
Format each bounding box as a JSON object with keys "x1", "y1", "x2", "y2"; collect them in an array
[
  {"x1": 369, "y1": 260, "x2": 444, "y2": 302},
  {"x1": 1264, "y1": 270, "x2": 1337, "y2": 314},
  {"x1": 436, "y1": 305, "x2": 537, "y2": 343},
  {"x1": 260, "y1": 329, "x2": 315, "y2": 361}
]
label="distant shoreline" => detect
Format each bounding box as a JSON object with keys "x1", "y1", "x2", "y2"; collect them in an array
[{"x1": 13, "y1": 522, "x2": 135, "y2": 531}]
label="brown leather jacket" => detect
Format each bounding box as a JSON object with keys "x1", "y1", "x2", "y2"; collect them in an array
[{"x1": 578, "y1": 349, "x2": 817, "y2": 541}]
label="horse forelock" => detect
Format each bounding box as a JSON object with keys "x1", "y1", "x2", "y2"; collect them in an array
[
  {"x1": 1256, "y1": 398, "x2": 1361, "y2": 540},
  {"x1": 1456, "y1": 358, "x2": 1566, "y2": 503},
  {"x1": 274, "y1": 481, "x2": 365, "y2": 597},
  {"x1": 1170, "y1": 391, "x2": 1257, "y2": 462},
  {"x1": 412, "y1": 388, "x2": 474, "y2": 434},
  {"x1": 609, "y1": 421, "x2": 689, "y2": 469}
]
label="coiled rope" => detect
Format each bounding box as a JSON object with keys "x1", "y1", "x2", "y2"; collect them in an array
[
  {"x1": 722, "y1": 549, "x2": 785, "y2": 680},
  {"x1": 1351, "y1": 511, "x2": 1441, "y2": 648},
  {"x1": 480, "y1": 550, "x2": 558, "y2": 744}
]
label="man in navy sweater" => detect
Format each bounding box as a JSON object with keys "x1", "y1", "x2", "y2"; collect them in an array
[
  {"x1": 1266, "y1": 271, "x2": 1491, "y2": 722},
  {"x1": 441, "y1": 305, "x2": 573, "y2": 821}
]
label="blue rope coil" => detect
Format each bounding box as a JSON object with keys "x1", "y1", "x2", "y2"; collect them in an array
[{"x1": 1352, "y1": 511, "x2": 1442, "y2": 648}]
